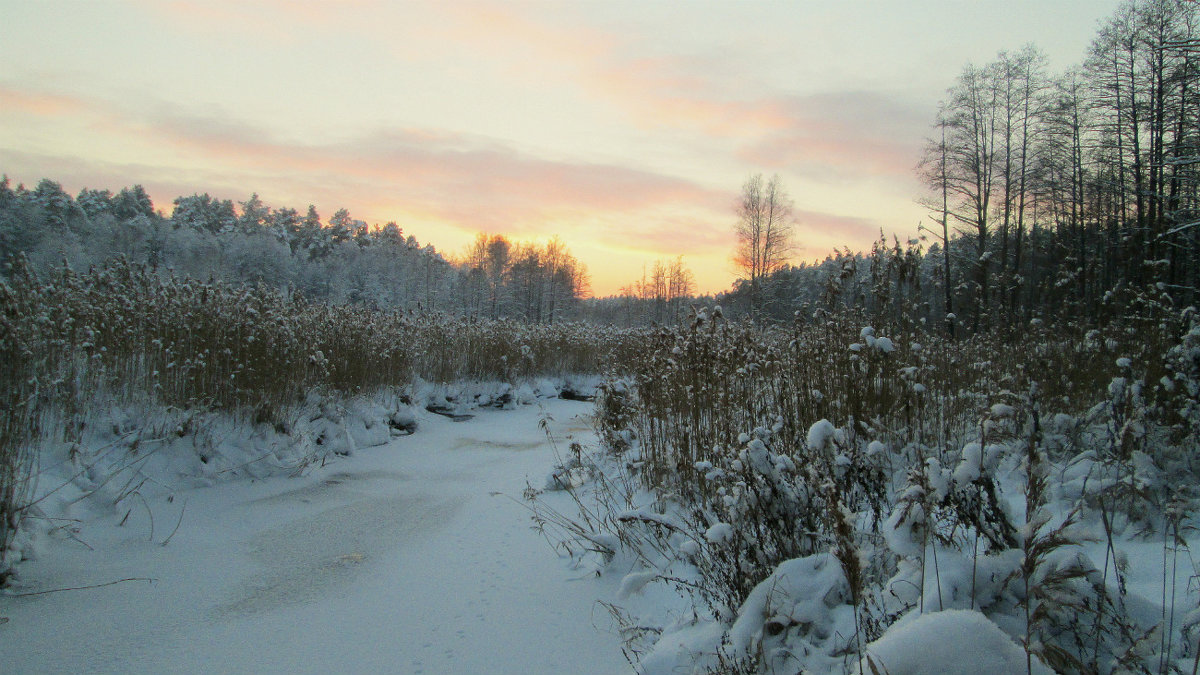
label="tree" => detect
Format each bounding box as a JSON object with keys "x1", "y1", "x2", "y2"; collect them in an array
[
  {"x1": 485, "y1": 234, "x2": 511, "y2": 319},
  {"x1": 269, "y1": 206, "x2": 301, "y2": 245},
  {"x1": 462, "y1": 232, "x2": 492, "y2": 316},
  {"x1": 952, "y1": 63, "x2": 999, "y2": 330},
  {"x1": 237, "y1": 193, "x2": 269, "y2": 234},
  {"x1": 112, "y1": 185, "x2": 154, "y2": 221},
  {"x1": 509, "y1": 243, "x2": 543, "y2": 322},
  {"x1": 919, "y1": 114, "x2": 957, "y2": 336},
  {"x1": 994, "y1": 46, "x2": 1049, "y2": 314},
  {"x1": 33, "y1": 179, "x2": 79, "y2": 230},
  {"x1": 328, "y1": 208, "x2": 354, "y2": 245},
  {"x1": 733, "y1": 173, "x2": 795, "y2": 320},
  {"x1": 76, "y1": 188, "x2": 114, "y2": 220},
  {"x1": 295, "y1": 205, "x2": 326, "y2": 258},
  {"x1": 667, "y1": 256, "x2": 695, "y2": 323},
  {"x1": 172, "y1": 194, "x2": 235, "y2": 234},
  {"x1": 377, "y1": 221, "x2": 403, "y2": 246}
]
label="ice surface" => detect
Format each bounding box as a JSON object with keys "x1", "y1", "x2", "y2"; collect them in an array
[{"x1": 2, "y1": 399, "x2": 628, "y2": 675}]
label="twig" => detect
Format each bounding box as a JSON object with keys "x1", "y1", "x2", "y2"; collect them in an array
[
  {"x1": 160, "y1": 499, "x2": 187, "y2": 546},
  {"x1": 22, "y1": 433, "x2": 139, "y2": 510},
  {"x1": 31, "y1": 431, "x2": 139, "y2": 479},
  {"x1": 135, "y1": 492, "x2": 155, "y2": 542},
  {"x1": 48, "y1": 522, "x2": 94, "y2": 551},
  {"x1": 5, "y1": 577, "x2": 155, "y2": 597},
  {"x1": 214, "y1": 450, "x2": 278, "y2": 475}
]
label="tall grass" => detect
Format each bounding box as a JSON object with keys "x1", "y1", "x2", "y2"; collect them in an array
[
  {"x1": 0, "y1": 257, "x2": 644, "y2": 582},
  {"x1": 589, "y1": 301, "x2": 1199, "y2": 672}
]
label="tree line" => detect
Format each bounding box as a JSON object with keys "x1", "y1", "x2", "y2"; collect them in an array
[
  {"x1": 921, "y1": 0, "x2": 1199, "y2": 334},
  {"x1": 0, "y1": 178, "x2": 589, "y2": 323},
  {"x1": 719, "y1": 0, "x2": 1199, "y2": 333}
]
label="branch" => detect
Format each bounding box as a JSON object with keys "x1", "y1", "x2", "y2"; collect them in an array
[
  {"x1": 1161, "y1": 220, "x2": 1200, "y2": 237},
  {"x1": 5, "y1": 577, "x2": 155, "y2": 597}
]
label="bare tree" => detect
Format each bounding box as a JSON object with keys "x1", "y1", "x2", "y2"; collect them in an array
[
  {"x1": 733, "y1": 173, "x2": 796, "y2": 320},
  {"x1": 667, "y1": 256, "x2": 696, "y2": 324},
  {"x1": 919, "y1": 114, "x2": 957, "y2": 336}
]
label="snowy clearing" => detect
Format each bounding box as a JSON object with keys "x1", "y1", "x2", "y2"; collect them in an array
[{"x1": 1, "y1": 400, "x2": 629, "y2": 675}]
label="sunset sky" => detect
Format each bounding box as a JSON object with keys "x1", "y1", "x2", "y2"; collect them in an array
[{"x1": 1, "y1": 0, "x2": 1121, "y2": 296}]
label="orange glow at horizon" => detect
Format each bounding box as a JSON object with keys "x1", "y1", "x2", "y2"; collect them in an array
[
  {"x1": 351, "y1": 200, "x2": 741, "y2": 297},
  {"x1": 1, "y1": 0, "x2": 1120, "y2": 298}
]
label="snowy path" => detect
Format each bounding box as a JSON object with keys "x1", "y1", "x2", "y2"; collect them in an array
[{"x1": 2, "y1": 400, "x2": 630, "y2": 675}]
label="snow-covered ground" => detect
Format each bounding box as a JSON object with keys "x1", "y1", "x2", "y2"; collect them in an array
[
  {"x1": 5, "y1": 380, "x2": 1196, "y2": 675},
  {"x1": 1, "y1": 399, "x2": 630, "y2": 675}
]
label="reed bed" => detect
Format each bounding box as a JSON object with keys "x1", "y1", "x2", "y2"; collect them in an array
[
  {"x1": 584, "y1": 300, "x2": 1199, "y2": 672},
  {"x1": 0, "y1": 257, "x2": 644, "y2": 581}
]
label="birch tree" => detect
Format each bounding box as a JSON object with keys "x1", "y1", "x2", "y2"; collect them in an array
[{"x1": 733, "y1": 173, "x2": 795, "y2": 321}]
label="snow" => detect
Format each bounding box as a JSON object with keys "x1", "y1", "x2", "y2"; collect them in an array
[
  {"x1": 862, "y1": 609, "x2": 1054, "y2": 675},
  {"x1": 806, "y1": 419, "x2": 837, "y2": 451},
  {"x1": 728, "y1": 553, "x2": 855, "y2": 659},
  {"x1": 883, "y1": 497, "x2": 925, "y2": 559},
  {"x1": 989, "y1": 403, "x2": 1015, "y2": 418},
  {"x1": 952, "y1": 442, "x2": 982, "y2": 486},
  {"x1": 617, "y1": 570, "x2": 658, "y2": 600},
  {"x1": 1, "y1": 399, "x2": 628, "y2": 675},
  {"x1": 5, "y1": 353, "x2": 1198, "y2": 675},
  {"x1": 705, "y1": 522, "x2": 734, "y2": 545}
]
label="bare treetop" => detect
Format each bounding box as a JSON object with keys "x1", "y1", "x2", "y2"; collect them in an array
[{"x1": 733, "y1": 173, "x2": 796, "y2": 320}]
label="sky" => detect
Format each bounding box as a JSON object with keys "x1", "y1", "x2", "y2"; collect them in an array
[{"x1": 1, "y1": 0, "x2": 1123, "y2": 296}]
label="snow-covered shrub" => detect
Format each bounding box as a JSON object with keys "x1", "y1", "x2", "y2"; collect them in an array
[
  {"x1": 1158, "y1": 307, "x2": 1200, "y2": 479},
  {"x1": 685, "y1": 430, "x2": 829, "y2": 614},
  {"x1": 0, "y1": 263, "x2": 40, "y2": 584},
  {"x1": 863, "y1": 609, "x2": 1055, "y2": 675},
  {"x1": 594, "y1": 378, "x2": 637, "y2": 455},
  {"x1": 581, "y1": 306, "x2": 1196, "y2": 674},
  {"x1": 719, "y1": 553, "x2": 859, "y2": 673}
]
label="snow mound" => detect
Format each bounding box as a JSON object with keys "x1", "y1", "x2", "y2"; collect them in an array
[
  {"x1": 862, "y1": 609, "x2": 1053, "y2": 675},
  {"x1": 705, "y1": 522, "x2": 734, "y2": 545},
  {"x1": 728, "y1": 553, "x2": 856, "y2": 668},
  {"x1": 806, "y1": 419, "x2": 837, "y2": 451},
  {"x1": 618, "y1": 570, "x2": 658, "y2": 599}
]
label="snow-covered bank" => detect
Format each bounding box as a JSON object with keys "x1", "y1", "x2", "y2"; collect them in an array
[
  {"x1": 542, "y1": 415, "x2": 1198, "y2": 675},
  {"x1": 3, "y1": 376, "x2": 602, "y2": 571},
  {"x1": 1, "y1": 397, "x2": 627, "y2": 675}
]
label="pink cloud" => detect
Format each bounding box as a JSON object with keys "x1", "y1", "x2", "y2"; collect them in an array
[
  {"x1": 0, "y1": 84, "x2": 93, "y2": 117},
  {"x1": 737, "y1": 92, "x2": 931, "y2": 181},
  {"x1": 130, "y1": 1, "x2": 930, "y2": 190},
  {"x1": 1, "y1": 86, "x2": 735, "y2": 255},
  {"x1": 419, "y1": 5, "x2": 931, "y2": 184},
  {"x1": 794, "y1": 208, "x2": 882, "y2": 247},
  {"x1": 2, "y1": 73, "x2": 915, "y2": 293}
]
